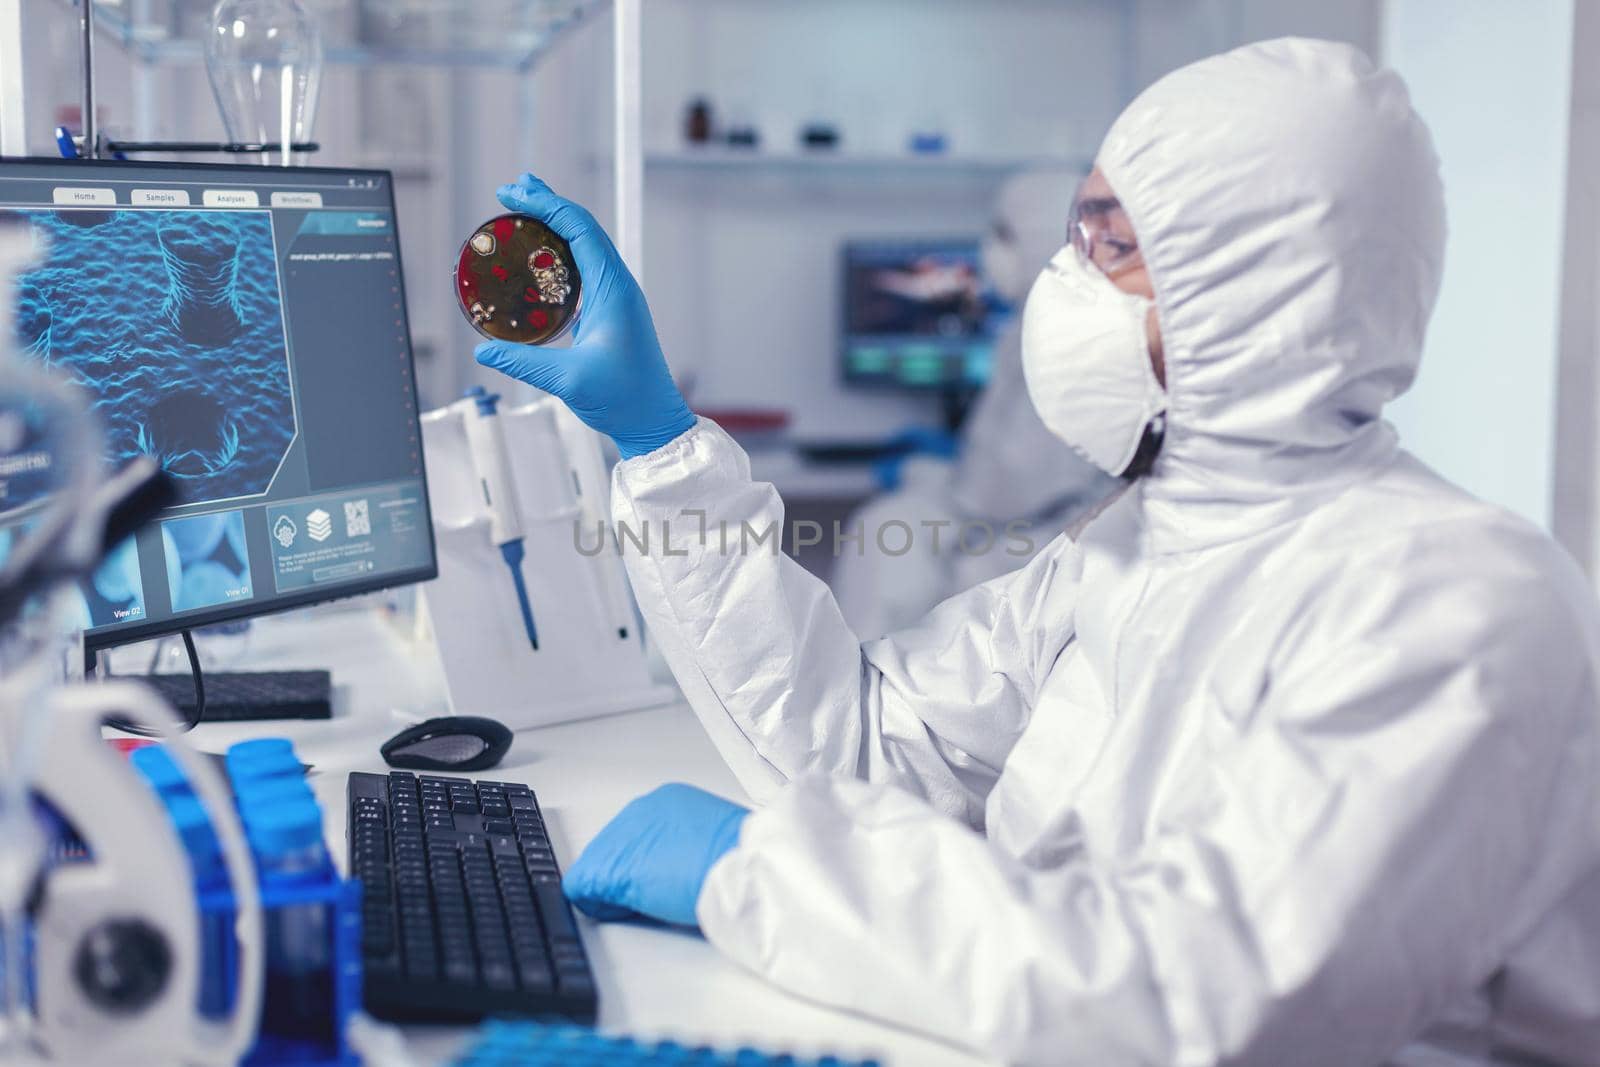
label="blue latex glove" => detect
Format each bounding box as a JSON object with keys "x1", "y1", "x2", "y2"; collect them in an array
[
  {"x1": 872, "y1": 425, "x2": 960, "y2": 491},
  {"x1": 474, "y1": 174, "x2": 698, "y2": 460},
  {"x1": 563, "y1": 783, "x2": 749, "y2": 928}
]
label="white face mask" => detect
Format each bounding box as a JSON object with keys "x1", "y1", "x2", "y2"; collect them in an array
[{"x1": 1020, "y1": 246, "x2": 1167, "y2": 477}]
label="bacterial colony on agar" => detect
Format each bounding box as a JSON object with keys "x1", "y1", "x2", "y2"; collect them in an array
[{"x1": 454, "y1": 213, "x2": 581, "y2": 346}]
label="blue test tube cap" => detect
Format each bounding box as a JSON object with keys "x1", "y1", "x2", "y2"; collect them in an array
[
  {"x1": 235, "y1": 774, "x2": 316, "y2": 811},
  {"x1": 130, "y1": 744, "x2": 189, "y2": 795},
  {"x1": 226, "y1": 737, "x2": 297, "y2": 769},
  {"x1": 244, "y1": 797, "x2": 325, "y2": 860},
  {"x1": 236, "y1": 772, "x2": 314, "y2": 797},
  {"x1": 226, "y1": 738, "x2": 301, "y2": 788}
]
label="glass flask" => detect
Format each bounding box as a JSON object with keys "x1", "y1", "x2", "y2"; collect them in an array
[{"x1": 204, "y1": 0, "x2": 324, "y2": 167}]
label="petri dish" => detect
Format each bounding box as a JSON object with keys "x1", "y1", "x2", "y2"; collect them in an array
[{"x1": 453, "y1": 213, "x2": 582, "y2": 345}]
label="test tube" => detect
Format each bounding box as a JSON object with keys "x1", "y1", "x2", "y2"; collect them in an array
[
  {"x1": 131, "y1": 745, "x2": 233, "y2": 1016},
  {"x1": 166, "y1": 794, "x2": 235, "y2": 1019},
  {"x1": 246, "y1": 797, "x2": 334, "y2": 1042}
]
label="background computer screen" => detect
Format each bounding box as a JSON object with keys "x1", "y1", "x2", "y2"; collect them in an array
[
  {"x1": 0, "y1": 158, "x2": 436, "y2": 649},
  {"x1": 840, "y1": 238, "x2": 999, "y2": 390}
]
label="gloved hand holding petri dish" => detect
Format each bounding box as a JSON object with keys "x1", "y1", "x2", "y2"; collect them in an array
[
  {"x1": 472, "y1": 174, "x2": 699, "y2": 460},
  {"x1": 453, "y1": 212, "x2": 581, "y2": 345}
]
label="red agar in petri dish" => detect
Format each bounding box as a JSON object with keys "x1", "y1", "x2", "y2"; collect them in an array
[{"x1": 454, "y1": 213, "x2": 581, "y2": 345}]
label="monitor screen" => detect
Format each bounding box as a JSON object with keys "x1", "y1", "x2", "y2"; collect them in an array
[
  {"x1": 841, "y1": 238, "x2": 999, "y2": 390},
  {"x1": 0, "y1": 158, "x2": 436, "y2": 650}
]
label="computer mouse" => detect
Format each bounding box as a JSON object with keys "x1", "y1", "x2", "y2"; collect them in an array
[{"x1": 381, "y1": 715, "x2": 513, "y2": 772}]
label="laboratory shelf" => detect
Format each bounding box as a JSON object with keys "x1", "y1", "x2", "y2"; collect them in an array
[
  {"x1": 643, "y1": 147, "x2": 1091, "y2": 177},
  {"x1": 65, "y1": 0, "x2": 603, "y2": 71}
]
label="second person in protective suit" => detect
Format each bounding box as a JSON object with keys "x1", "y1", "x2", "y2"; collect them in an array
[
  {"x1": 830, "y1": 168, "x2": 1112, "y2": 639},
  {"x1": 476, "y1": 37, "x2": 1600, "y2": 1067}
]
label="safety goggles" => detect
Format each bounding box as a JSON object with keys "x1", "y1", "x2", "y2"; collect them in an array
[{"x1": 1068, "y1": 190, "x2": 1143, "y2": 279}]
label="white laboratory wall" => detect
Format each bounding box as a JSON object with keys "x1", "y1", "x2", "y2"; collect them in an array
[
  {"x1": 1552, "y1": 0, "x2": 1600, "y2": 575},
  {"x1": 1133, "y1": 0, "x2": 1380, "y2": 87},
  {"x1": 636, "y1": 0, "x2": 1130, "y2": 441},
  {"x1": 1381, "y1": 0, "x2": 1576, "y2": 528}
]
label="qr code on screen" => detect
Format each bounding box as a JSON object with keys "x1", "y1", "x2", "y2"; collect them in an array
[{"x1": 344, "y1": 499, "x2": 371, "y2": 537}]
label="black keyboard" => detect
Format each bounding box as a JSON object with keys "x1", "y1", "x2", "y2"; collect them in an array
[
  {"x1": 149, "y1": 669, "x2": 332, "y2": 721},
  {"x1": 347, "y1": 771, "x2": 597, "y2": 1023}
]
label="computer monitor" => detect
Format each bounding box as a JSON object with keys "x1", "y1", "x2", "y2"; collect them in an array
[
  {"x1": 840, "y1": 238, "x2": 999, "y2": 391},
  {"x1": 0, "y1": 157, "x2": 436, "y2": 657}
]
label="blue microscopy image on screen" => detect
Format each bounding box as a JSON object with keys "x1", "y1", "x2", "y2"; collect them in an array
[
  {"x1": 9, "y1": 208, "x2": 296, "y2": 506},
  {"x1": 0, "y1": 525, "x2": 144, "y2": 628},
  {"x1": 162, "y1": 511, "x2": 254, "y2": 613},
  {"x1": 79, "y1": 535, "x2": 146, "y2": 627}
]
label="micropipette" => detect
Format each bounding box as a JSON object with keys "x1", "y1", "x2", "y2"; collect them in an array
[{"x1": 461, "y1": 386, "x2": 539, "y2": 650}]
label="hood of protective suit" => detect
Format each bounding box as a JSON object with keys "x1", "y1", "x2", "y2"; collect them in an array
[{"x1": 1096, "y1": 37, "x2": 1446, "y2": 549}]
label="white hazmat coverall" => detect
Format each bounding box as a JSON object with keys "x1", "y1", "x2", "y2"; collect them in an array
[{"x1": 611, "y1": 39, "x2": 1600, "y2": 1066}]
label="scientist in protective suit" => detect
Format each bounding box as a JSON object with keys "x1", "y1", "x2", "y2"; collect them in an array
[{"x1": 476, "y1": 38, "x2": 1600, "y2": 1067}]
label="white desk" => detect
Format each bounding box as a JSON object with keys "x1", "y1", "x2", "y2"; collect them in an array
[{"x1": 168, "y1": 606, "x2": 988, "y2": 1067}]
